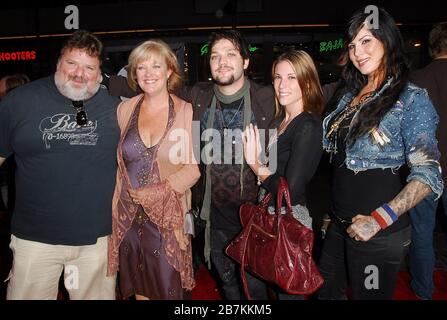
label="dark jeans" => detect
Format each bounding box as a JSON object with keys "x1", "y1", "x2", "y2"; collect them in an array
[
  {"x1": 317, "y1": 221, "x2": 411, "y2": 300},
  {"x1": 409, "y1": 192, "x2": 438, "y2": 299},
  {"x1": 443, "y1": 191, "x2": 447, "y2": 215},
  {"x1": 210, "y1": 228, "x2": 268, "y2": 300}
]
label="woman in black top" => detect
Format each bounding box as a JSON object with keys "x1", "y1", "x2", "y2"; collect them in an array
[
  {"x1": 317, "y1": 7, "x2": 442, "y2": 300},
  {"x1": 242, "y1": 49, "x2": 324, "y2": 298}
]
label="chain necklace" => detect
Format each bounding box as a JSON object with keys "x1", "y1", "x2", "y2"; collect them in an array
[
  {"x1": 325, "y1": 103, "x2": 362, "y2": 141},
  {"x1": 277, "y1": 112, "x2": 300, "y2": 136},
  {"x1": 325, "y1": 91, "x2": 375, "y2": 150},
  {"x1": 218, "y1": 98, "x2": 244, "y2": 137}
]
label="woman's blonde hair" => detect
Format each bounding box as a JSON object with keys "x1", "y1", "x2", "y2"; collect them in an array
[
  {"x1": 127, "y1": 39, "x2": 183, "y2": 92},
  {"x1": 271, "y1": 50, "x2": 324, "y2": 117}
]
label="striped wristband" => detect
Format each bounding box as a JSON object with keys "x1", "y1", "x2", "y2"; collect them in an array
[{"x1": 371, "y1": 203, "x2": 398, "y2": 229}]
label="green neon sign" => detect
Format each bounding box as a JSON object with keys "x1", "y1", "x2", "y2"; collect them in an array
[
  {"x1": 200, "y1": 44, "x2": 259, "y2": 56},
  {"x1": 320, "y1": 38, "x2": 344, "y2": 53},
  {"x1": 200, "y1": 44, "x2": 208, "y2": 56},
  {"x1": 249, "y1": 45, "x2": 259, "y2": 53}
]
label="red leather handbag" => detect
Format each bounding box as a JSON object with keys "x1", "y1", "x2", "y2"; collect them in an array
[{"x1": 225, "y1": 177, "x2": 324, "y2": 299}]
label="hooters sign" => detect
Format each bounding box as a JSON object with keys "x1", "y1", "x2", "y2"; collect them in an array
[{"x1": 0, "y1": 50, "x2": 36, "y2": 62}]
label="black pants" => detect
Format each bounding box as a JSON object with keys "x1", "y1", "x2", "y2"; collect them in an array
[
  {"x1": 317, "y1": 221, "x2": 411, "y2": 300},
  {"x1": 210, "y1": 228, "x2": 268, "y2": 300}
]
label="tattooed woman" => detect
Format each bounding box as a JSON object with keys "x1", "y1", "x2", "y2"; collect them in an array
[{"x1": 317, "y1": 6, "x2": 443, "y2": 300}]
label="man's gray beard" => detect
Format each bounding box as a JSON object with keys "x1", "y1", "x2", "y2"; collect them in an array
[
  {"x1": 214, "y1": 75, "x2": 235, "y2": 86},
  {"x1": 54, "y1": 72, "x2": 100, "y2": 101}
]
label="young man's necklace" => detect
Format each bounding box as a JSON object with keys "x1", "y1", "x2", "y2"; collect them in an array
[{"x1": 218, "y1": 99, "x2": 244, "y2": 136}]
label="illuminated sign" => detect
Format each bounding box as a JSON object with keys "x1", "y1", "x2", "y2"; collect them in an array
[
  {"x1": 200, "y1": 44, "x2": 259, "y2": 56},
  {"x1": 249, "y1": 45, "x2": 259, "y2": 53},
  {"x1": 0, "y1": 50, "x2": 36, "y2": 62},
  {"x1": 320, "y1": 38, "x2": 343, "y2": 53}
]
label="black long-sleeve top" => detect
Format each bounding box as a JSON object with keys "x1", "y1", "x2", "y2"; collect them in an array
[{"x1": 262, "y1": 112, "x2": 323, "y2": 206}]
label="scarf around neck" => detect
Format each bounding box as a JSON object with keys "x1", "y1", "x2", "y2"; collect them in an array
[{"x1": 201, "y1": 77, "x2": 251, "y2": 266}]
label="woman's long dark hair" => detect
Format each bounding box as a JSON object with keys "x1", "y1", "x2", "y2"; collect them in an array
[{"x1": 329, "y1": 6, "x2": 410, "y2": 145}]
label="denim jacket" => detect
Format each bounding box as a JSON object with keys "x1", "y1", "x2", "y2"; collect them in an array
[{"x1": 323, "y1": 80, "x2": 444, "y2": 198}]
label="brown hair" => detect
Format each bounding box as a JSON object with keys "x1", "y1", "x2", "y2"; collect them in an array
[
  {"x1": 59, "y1": 30, "x2": 103, "y2": 65},
  {"x1": 429, "y1": 22, "x2": 447, "y2": 58},
  {"x1": 5, "y1": 73, "x2": 30, "y2": 94},
  {"x1": 207, "y1": 29, "x2": 250, "y2": 61},
  {"x1": 127, "y1": 39, "x2": 183, "y2": 92},
  {"x1": 271, "y1": 50, "x2": 324, "y2": 117}
]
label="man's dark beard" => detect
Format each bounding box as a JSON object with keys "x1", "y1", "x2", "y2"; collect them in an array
[{"x1": 214, "y1": 75, "x2": 235, "y2": 86}]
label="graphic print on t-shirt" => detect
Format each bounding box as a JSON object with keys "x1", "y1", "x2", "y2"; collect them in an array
[{"x1": 39, "y1": 112, "x2": 98, "y2": 149}]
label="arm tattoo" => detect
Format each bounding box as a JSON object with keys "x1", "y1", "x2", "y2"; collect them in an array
[{"x1": 389, "y1": 180, "x2": 431, "y2": 216}]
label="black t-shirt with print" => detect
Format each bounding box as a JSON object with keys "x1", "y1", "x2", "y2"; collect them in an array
[{"x1": 0, "y1": 76, "x2": 120, "y2": 245}]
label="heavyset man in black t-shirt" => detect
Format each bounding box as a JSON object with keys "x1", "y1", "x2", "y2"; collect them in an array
[{"x1": 0, "y1": 30, "x2": 120, "y2": 299}]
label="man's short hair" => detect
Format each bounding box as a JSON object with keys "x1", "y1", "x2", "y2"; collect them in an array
[
  {"x1": 207, "y1": 29, "x2": 250, "y2": 61},
  {"x1": 429, "y1": 22, "x2": 447, "y2": 58},
  {"x1": 60, "y1": 30, "x2": 103, "y2": 64}
]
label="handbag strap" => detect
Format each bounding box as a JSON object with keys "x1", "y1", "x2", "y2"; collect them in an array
[
  {"x1": 276, "y1": 177, "x2": 292, "y2": 216},
  {"x1": 259, "y1": 192, "x2": 272, "y2": 207},
  {"x1": 239, "y1": 220, "x2": 253, "y2": 300}
]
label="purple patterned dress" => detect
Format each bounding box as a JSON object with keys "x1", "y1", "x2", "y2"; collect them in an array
[{"x1": 118, "y1": 98, "x2": 183, "y2": 299}]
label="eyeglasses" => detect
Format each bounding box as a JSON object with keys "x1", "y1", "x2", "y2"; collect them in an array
[{"x1": 71, "y1": 100, "x2": 88, "y2": 127}]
